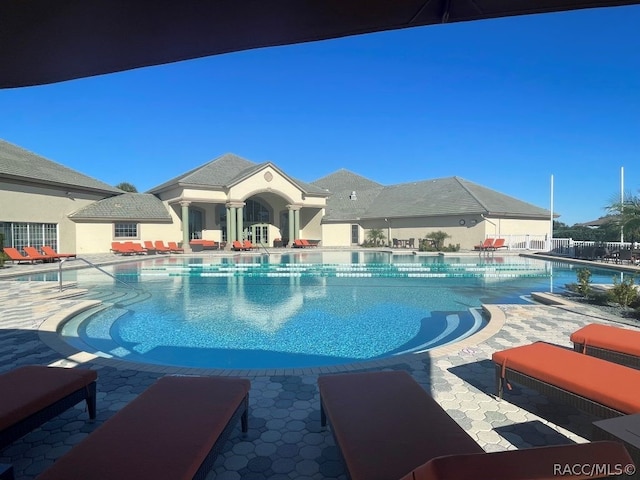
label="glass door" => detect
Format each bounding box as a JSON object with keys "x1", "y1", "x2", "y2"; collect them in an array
[{"x1": 251, "y1": 224, "x2": 269, "y2": 246}]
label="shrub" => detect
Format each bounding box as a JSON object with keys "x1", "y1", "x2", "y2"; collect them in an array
[
  {"x1": 568, "y1": 268, "x2": 592, "y2": 297},
  {"x1": 607, "y1": 276, "x2": 638, "y2": 308},
  {"x1": 423, "y1": 231, "x2": 450, "y2": 251}
]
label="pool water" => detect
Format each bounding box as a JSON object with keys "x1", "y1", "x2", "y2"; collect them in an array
[{"x1": 49, "y1": 252, "x2": 629, "y2": 369}]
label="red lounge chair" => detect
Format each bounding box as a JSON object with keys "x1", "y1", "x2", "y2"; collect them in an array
[
  {"x1": 36, "y1": 376, "x2": 249, "y2": 480},
  {"x1": 124, "y1": 242, "x2": 148, "y2": 255},
  {"x1": 318, "y1": 371, "x2": 631, "y2": 480},
  {"x1": 189, "y1": 239, "x2": 218, "y2": 251},
  {"x1": 23, "y1": 246, "x2": 56, "y2": 262},
  {"x1": 167, "y1": 241, "x2": 184, "y2": 253},
  {"x1": 292, "y1": 239, "x2": 305, "y2": 248},
  {"x1": 571, "y1": 323, "x2": 640, "y2": 369},
  {"x1": 474, "y1": 238, "x2": 495, "y2": 251},
  {"x1": 153, "y1": 240, "x2": 172, "y2": 253},
  {"x1": 487, "y1": 238, "x2": 507, "y2": 250},
  {"x1": 242, "y1": 240, "x2": 254, "y2": 250},
  {"x1": 2, "y1": 247, "x2": 41, "y2": 264},
  {"x1": 492, "y1": 341, "x2": 640, "y2": 417},
  {"x1": 0, "y1": 366, "x2": 97, "y2": 451},
  {"x1": 110, "y1": 242, "x2": 135, "y2": 255},
  {"x1": 42, "y1": 246, "x2": 76, "y2": 259},
  {"x1": 142, "y1": 241, "x2": 158, "y2": 254}
]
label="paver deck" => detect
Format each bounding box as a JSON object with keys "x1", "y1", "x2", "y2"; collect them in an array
[{"x1": 0, "y1": 252, "x2": 638, "y2": 479}]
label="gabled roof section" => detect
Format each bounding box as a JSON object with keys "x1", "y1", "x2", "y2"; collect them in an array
[
  {"x1": 147, "y1": 153, "x2": 256, "y2": 193},
  {"x1": 320, "y1": 174, "x2": 550, "y2": 221},
  {"x1": 456, "y1": 177, "x2": 550, "y2": 217},
  {"x1": 227, "y1": 161, "x2": 329, "y2": 196},
  {"x1": 0, "y1": 139, "x2": 122, "y2": 195},
  {"x1": 69, "y1": 193, "x2": 172, "y2": 221},
  {"x1": 312, "y1": 169, "x2": 383, "y2": 192}
]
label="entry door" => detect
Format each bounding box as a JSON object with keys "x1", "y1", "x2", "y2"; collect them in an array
[
  {"x1": 252, "y1": 224, "x2": 269, "y2": 246},
  {"x1": 351, "y1": 224, "x2": 359, "y2": 245}
]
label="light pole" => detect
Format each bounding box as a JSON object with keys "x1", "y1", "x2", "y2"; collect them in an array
[{"x1": 385, "y1": 218, "x2": 391, "y2": 247}]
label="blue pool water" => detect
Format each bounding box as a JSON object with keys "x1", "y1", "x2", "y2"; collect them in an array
[{"x1": 46, "y1": 251, "x2": 630, "y2": 369}]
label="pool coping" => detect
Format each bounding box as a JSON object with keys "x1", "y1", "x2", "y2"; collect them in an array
[{"x1": 38, "y1": 297, "x2": 507, "y2": 376}]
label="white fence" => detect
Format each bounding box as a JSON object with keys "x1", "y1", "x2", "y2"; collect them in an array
[{"x1": 482, "y1": 236, "x2": 637, "y2": 255}]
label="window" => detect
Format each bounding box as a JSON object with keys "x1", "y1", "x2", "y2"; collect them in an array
[
  {"x1": 114, "y1": 223, "x2": 138, "y2": 238},
  {"x1": 0, "y1": 222, "x2": 58, "y2": 250}
]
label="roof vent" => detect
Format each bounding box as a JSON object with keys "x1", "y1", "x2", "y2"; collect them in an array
[{"x1": 349, "y1": 191, "x2": 357, "y2": 200}]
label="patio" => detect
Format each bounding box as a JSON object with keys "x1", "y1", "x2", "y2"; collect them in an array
[{"x1": 0, "y1": 253, "x2": 636, "y2": 479}]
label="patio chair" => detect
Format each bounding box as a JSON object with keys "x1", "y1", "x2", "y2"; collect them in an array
[
  {"x1": 41, "y1": 246, "x2": 76, "y2": 259},
  {"x1": 153, "y1": 240, "x2": 172, "y2": 253},
  {"x1": 167, "y1": 241, "x2": 184, "y2": 253},
  {"x1": 571, "y1": 323, "x2": 640, "y2": 369},
  {"x1": 35, "y1": 375, "x2": 250, "y2": 480},
  {"x1": 123, "y1": 242, "x2": 148, "y2": 255},
  {"x1": 474, "y1": 238, "x2": 494, "y2": 251},
  {"x1": 242, "y1": 240, "x2": 254, "y2": 250},
  {"x1": 492, "y1": 341, "x2": 640, "y2": 419},
  {"x1": 23, "y1": 246, "x2": 57, "y2": 262},
  {"x1": 292, "y1": 239, "x2": 305, "y2": 248},
  {"x1": 618, "y1": 248, "x2": 634, "y2": 264},
  {"x1": 0, "y1": 366, "x2": 97, "y2": 451},
  {"x1": 318, "y1": 371, "x2": 631, "y2": 480},
  {"x1": 110, "y1": 242, "x2": 136, "y2": 255},
  {"x1": 142, "y1": 241, "x2": 158, "y2": 254},
  {"x1": 232, "y1": 240, "x2": 244, "y2": 251},
  {"x1": 2, "y1": 247, "x2": 41, "y2": 264},
  {"x1": 487, "y1": 238, "x2": 507, "y2": 250}
]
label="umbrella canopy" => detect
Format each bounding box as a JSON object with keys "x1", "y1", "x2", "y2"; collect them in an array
[{"x1": 1, "y1": 0, "x2": 638, "y2": 88}]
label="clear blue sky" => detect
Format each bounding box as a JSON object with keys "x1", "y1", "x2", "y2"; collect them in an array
[{"x1": 1, "y1": 5, "x2": 639, "y2": 226}]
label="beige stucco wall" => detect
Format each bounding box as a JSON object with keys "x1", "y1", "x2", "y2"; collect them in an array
[
  {"x1": 321, "y1": 223, "x2": 360, "y2": 247},
  {"x1": 299, "y1": 208, "x2": 323, "y2": 241},
  {"x1": 74, "y1": 221, "x2": 182, "y2": 254},
  {"x1": 0, "y1": 181, "x2": 108, "y2": 251}
]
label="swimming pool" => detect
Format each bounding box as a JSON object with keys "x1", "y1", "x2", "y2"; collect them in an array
[{"x1": 49, "y1": 251, "x2": 626, "y2": 370}]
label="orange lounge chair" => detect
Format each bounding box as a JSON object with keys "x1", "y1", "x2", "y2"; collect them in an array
[
  {"x1": 153, "y1": 240, "x2": 172, "y2": 253},
  {"x1": 23, "y1": 246, "x2": 56, "y2": 262},
  {"x1": 318, "y1": 371, "x2": 631, "y2": 480},
  {"x1": 142, "y1": 241, "x2": 158, "y2": 254},
  {"x1": 167, "y1": 241, "x2": 184, "y2": 253},
  {"x1": 242, "y1": 240, "x2": 254, "y2": 250},
  {"x1": 0, "y1": 366, "x2": 97, "y2": 451},
  {"x1": 492, "y1": 341, "x2": 640, "y2": 418},
  {"x1": 292, "y1": 239, "x2": 306, "y2": 248},
  {"x1": 571, "y1": 323, "x2": 640, "y2": 369},
  {"x1": 487, "y1": 238, "x2": 507, "y2": 250},
  {"x1": 232, "y1": 240, "x2": 245, "y2": 251},
  {"x1": 35, "y1": 376, "x2": 250, "y2": 480},
  {"x1": 189, "y1": 239, "x2": 218, "y2": 251},
  {"x1": 110, "y1": 242, "x2": 136, "y2": 255},
  {"x1": 123, "y1": 242, "x2": 149, "y2": 255},
  {"x1": 474, "y1": 238, "x2": 494, "y2": 251},
  {"x1": 2, "y1": 247, "x2": 41, "y2": 264},
  {"x1": 42, "y1": 246, "x2": 76, "y2": 259}
]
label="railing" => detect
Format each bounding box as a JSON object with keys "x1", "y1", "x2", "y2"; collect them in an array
[
  {"x1": 258, "y1": 242, "x2": 270, "y2": 257},
  {"x1": 549, "y1": 238, "x2": 637, "y2": 258},
  {"x1": 58, "y1": 257, "x2": 141, "y2": 292},
  {"x1": 480, "y1": 234, "x2": 549, "y2": 251}
]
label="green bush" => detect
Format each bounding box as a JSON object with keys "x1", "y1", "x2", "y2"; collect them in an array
[
  {"x1": 422, "y1": 231, "x2": 450, "y2": 251},
  {"x1": 607, "y1": 276, "x2": 638, "y2": 308},
  {"x1": 568, "y1": 268, "x2": 592, "y2": 297}
]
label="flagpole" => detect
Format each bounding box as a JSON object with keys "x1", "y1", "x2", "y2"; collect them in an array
[
  {"x1": 621, "y1": 166, "x2": 624, "y2": 244},
  {"x1": 549, "y1": 174, "x2": 554, "y2": 252}
]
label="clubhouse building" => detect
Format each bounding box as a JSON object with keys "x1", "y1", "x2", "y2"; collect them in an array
[{"x1": 1, "y1": 139, "x2": 552, "y2": 254}]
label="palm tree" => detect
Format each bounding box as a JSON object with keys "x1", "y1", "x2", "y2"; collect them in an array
[
  {"x1": 606, "y1": 194, "x2": 640, "y2": 243},
  {"x1": 366, "y1": 228, "x2": 386, "y2": 247}
]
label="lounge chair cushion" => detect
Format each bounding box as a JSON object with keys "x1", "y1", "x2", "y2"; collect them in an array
[
  {"x1": 571, "y1": 323, "x2": 640, "y2": 356},
  {"x1": 36, "y1": 375, "x2": 250, "y2": 480},
  {"x1": 398, "y1": 441, "x2": 633, "y2": 480},
  {"x1": 492, "y1": 342, "x2": 640, "y2": 414},
  {"x1": 0, "y1": 366, "x2": 97, "y2": 431},
  {"x1": 318, "y1": 371, "x2": 483, "y2": 480}
]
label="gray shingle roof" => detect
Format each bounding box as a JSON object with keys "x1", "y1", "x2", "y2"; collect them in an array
[
  {"x1": 148, "y1": 153, "x2": 328, "y2": 196},
  {"x1": 0, "y1": 139, "x2": 123, "y2": 194},
  {"x1": 314, "y1": 171, "x2": 549, "y2": 221},
  {"x1": 69, "y1": 193, "x2": 172, "y2": 221}
]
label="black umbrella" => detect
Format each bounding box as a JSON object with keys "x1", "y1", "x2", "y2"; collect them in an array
[{"x1": 1, "y1": 0, "x2": 638, "y2": 88}]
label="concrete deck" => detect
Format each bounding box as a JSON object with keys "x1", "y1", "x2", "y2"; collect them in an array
[{"x1": 0, "y1": 252, "x2": 637, "y2": 479}]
